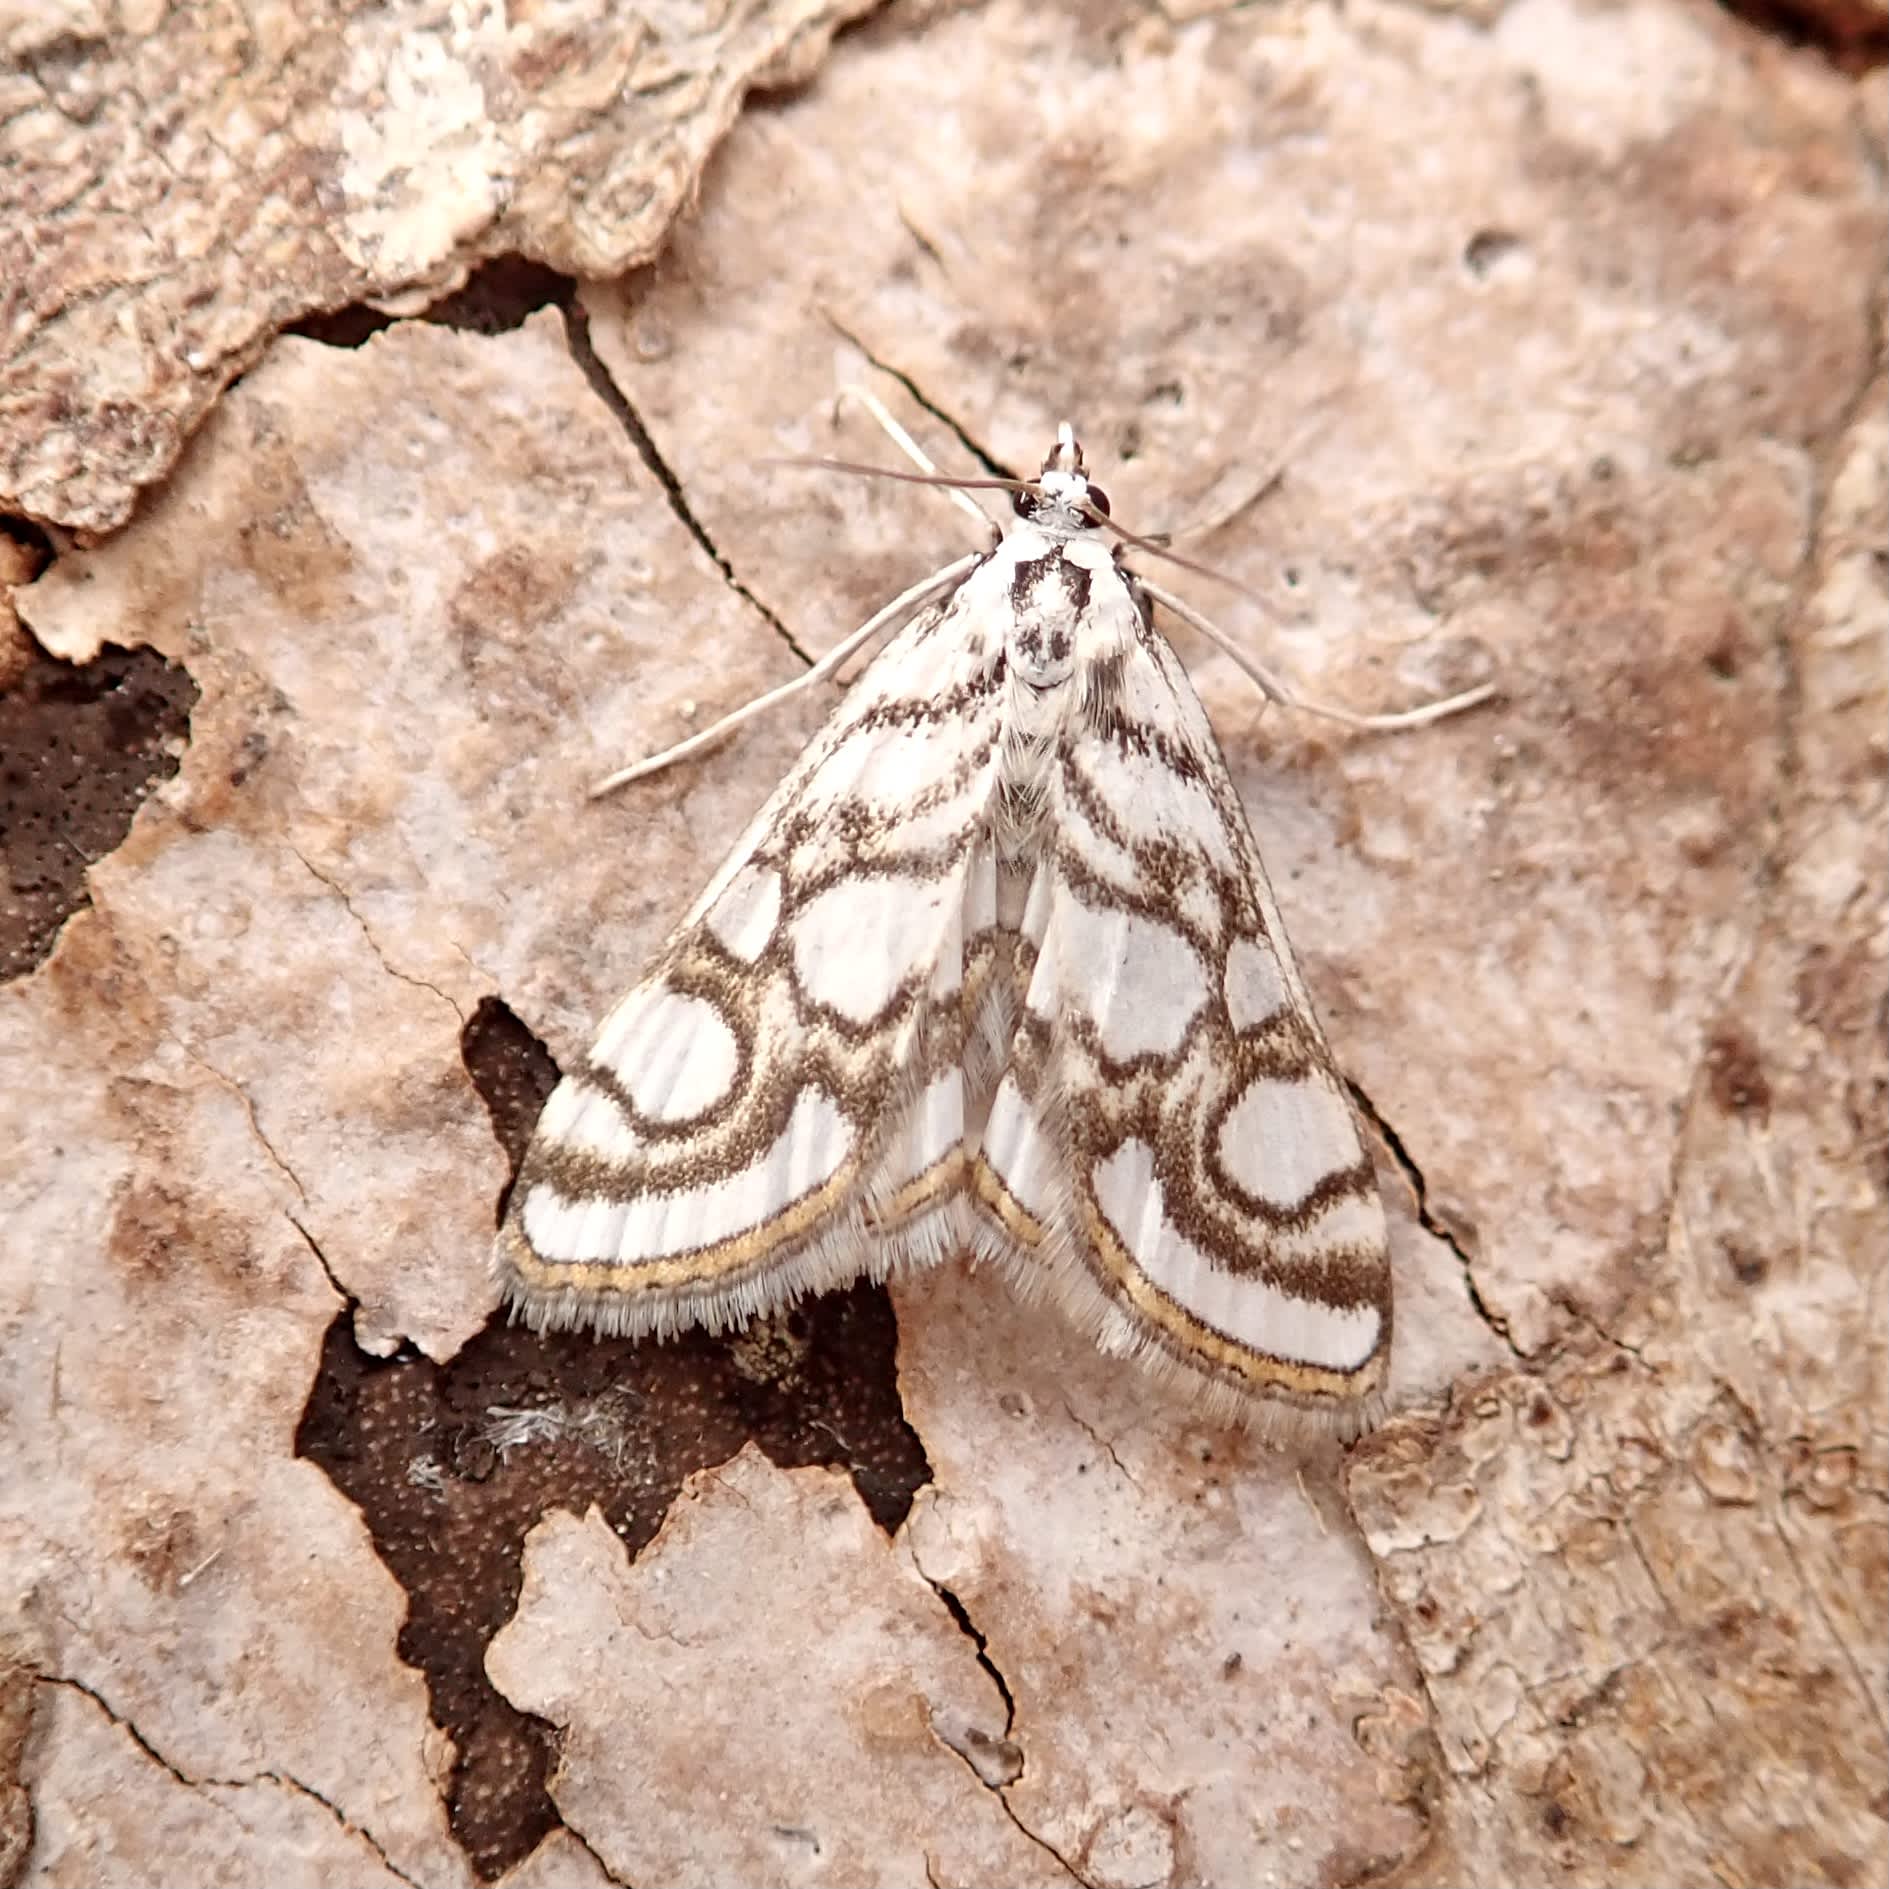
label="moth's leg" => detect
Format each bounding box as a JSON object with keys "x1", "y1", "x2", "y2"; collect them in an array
[
  {"x1": 591, "y1": 555, "x2": 981, "y2": 796},
  {"x1": 834, "y1": 385, "x2": 999, "y2": 538},
  {"x1": 1140, "y1": 579, "x2": 1497, "y2": 733}
]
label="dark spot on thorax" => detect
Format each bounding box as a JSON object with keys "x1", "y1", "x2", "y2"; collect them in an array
[{"x1": 1008, "y1": 550, "x2": 1093, "y2": 619}]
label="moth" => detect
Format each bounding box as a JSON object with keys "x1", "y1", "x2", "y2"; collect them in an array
[{"x1": 495, "y1": 418, "x2": 1487, "y2": 1426}]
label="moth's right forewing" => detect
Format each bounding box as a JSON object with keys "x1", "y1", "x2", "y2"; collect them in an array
[{"x1": 975, "y1": 613, "x2": 1392, "y2": 1426}]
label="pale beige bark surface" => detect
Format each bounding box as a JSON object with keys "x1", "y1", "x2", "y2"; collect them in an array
[
  {"x1": 486, "y1": 1452, "x2": 1058, "y2": 1886},
  {"x1": 2, "y1": 1, "x2": 1883, "y2": 1885},
  {"x1": 0, "y1": 0, "x2": 877, "y2": 536}
]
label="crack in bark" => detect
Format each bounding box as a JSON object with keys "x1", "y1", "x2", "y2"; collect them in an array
[
  {"x1": 1060, "y1": 1401, "x2": 1142, "y2": 1491},
  {"x1": 928, "y1": 1713, "x2": 1092, "y2": 1889},
  {"x1": 1620, "y1": 1512, "x2": 1683, "y2": 1625},
  {"x1": 44, "y1": 1675, "x2": 196, "y2": 1792},
  {"x1": 287, "y1": 1212, "x2": 355, "y2": 1314},
  {"x1": 921, "y1": 1575, "x2": 1016, "y2": 1737},
  {"x1": 290, "y1": 259, "x2": 818, "y2": 671},
  {"x1": 255, "y1": 1769, "x2": 425, "y2": 1888},
  {"x1": 561, "y1": 1820, "x2": 635, "y2": 1889},
  {"x1": 907, "y1": 1555, "x2": 1092, "y2": 1886},
  {"x1": 1349, "y1": 1077, "x2": 1524, "y2": 1358},
  {"x1": 163, "y1": 1034, "x2": 375, "y2": 1331},
  {"x1": 1557, "y1": 1299, "x2": 1652, "y2": 1363},
  {"x1": 558, "y1": 297, "x2": 813, "y2": 666},
  {"x1": 42, "y1": 1674, "x2": 422, "y2": 1887},
  {"x1": 817, "y1": 312, "x2": 1018, "y2": 483},
  {"x1": 994, "y1": 1792, "x2": 1092, "y2": 1888},
  {"x1": 288, "y1": 845, "x2": 466, "y2": 1022},
  {"x1": 168, "y1": 1033, "x2": 307, "y2": 1208}
]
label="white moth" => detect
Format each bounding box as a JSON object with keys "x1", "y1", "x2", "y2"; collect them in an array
[{"x1": 496, "y1": 420, "x2": 1486, "y2": 1426}]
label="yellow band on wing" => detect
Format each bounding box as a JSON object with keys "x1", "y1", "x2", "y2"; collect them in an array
[
  {"x1": 1081, "y1": 1198, "x2": 1386, "y2": 1404},
  {"x1": 499, "y1": 1152, "x2": 862, "y2": 1296}
]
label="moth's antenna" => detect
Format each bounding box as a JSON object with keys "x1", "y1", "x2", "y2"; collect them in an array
[
  {"x1": 767, "y1": 456, "x2": 1036, "y2": 502},
  {"x1": 786, "y1": 397, "x2": 1291, "y2": 611},
  {"x1": 834, "y1": 386, "x2": 999, "y2": 537}
]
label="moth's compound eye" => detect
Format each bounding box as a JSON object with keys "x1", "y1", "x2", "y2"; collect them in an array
[
  {"x1": 1084, "y1": 484, "x2": 1111, "y2": 519},
  {"x1": 1012, "y1": 486, "x2": 1040, "y2": 519}
]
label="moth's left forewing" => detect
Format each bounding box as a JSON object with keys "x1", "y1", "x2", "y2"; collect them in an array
[
  {"x1": 498, "y1": 572, "x2": 1009, "y2": 1338},
  {"x1": 979, "y1": 576, "x2": 1392, "y2": 1427}
]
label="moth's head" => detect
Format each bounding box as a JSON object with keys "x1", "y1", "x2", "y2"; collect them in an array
[{"x1": 1012, "y1": 421, "x2": 1110, "y2": 533}]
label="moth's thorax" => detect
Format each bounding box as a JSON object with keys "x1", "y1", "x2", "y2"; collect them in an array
[
  {"x1": 989, "y1": 527, "x2": 1136, "y2": 692},
  {"x1": 980, "y1": 527, "x2": 1139, "y2": 862}
]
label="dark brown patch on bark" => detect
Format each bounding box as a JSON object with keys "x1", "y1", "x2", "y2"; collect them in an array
[
  {"x1": 297, "y1": 1290, "x2": 929, "y2": 1880},
  {"x1": 1705, "y1": 1023, "x2": 1772, "y2": 1119},
  {"x1": 0, "y1": 640, "x2": 198, "y2": 982}
]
